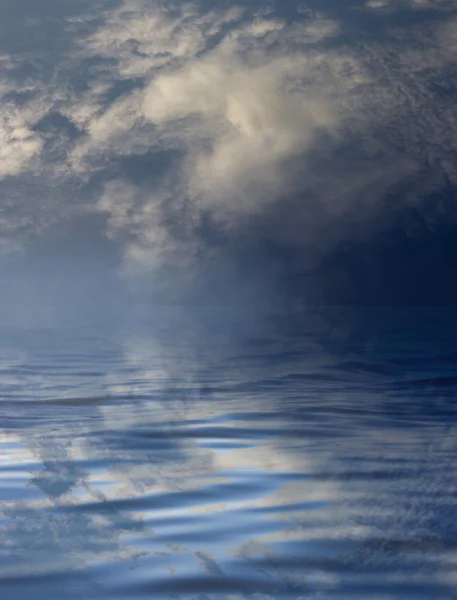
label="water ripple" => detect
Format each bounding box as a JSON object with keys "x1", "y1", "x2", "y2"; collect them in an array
[{"x1": 1, "y1": 310, "x2": 457, "y2": 599}]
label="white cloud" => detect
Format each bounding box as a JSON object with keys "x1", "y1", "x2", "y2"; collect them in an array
[
  {"x1": 365, "y1": 0, "x2": 392, "y2": 9},
  {"x1": 79, "y1": 1, "x2": 246, "y2": 78},
  {"x1": 365, "y1": 0, "x2": 457, "y2": 10},
  {"x1": 0, "y1": 106, "x2": 43, "y2": 179},
  {"x1": 1, "y1": 0, "x2": 457, "y2": 289},
  {"x1": 142, "y1": 51, "x2": 339, "y2": 222},
  {"x1": 67, "y1": 3, "x2": 363, "y2": 279},
  {"x1": 97, "y1": 179, "x2": 189, "y2": 277}
]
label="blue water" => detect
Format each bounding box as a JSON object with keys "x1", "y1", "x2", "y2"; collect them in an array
[{"x1": 1, "y1": 308, "x2": 457, "y2": 599}]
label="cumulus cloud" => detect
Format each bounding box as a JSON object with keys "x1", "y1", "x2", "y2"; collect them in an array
[
  {"x1": 2, "y1": 0, "x2": 457, "y2": 302},
  {"x1": 65, "y1": 2, "x2": 364, "y2": 286},
  {"x1": 142, "y1": 52, "x2": 337, "y2": 217}
]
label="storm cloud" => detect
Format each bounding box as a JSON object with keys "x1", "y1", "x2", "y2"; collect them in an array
[{"x1": 2, "y1": 0, "x2": 457, "y2": 312}]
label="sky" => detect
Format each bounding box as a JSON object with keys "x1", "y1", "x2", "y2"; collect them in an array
[{"x1": 2, "y1": 0, "x2": 457, "y2": 323}]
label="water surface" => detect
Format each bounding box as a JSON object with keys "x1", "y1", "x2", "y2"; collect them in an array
[{"x1": 1, "y1": 308, "x2": 457, "y2": 599}]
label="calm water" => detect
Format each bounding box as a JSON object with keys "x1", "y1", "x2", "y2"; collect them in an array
[{"x1": 1, "y1": 308, "x2": 457, "y2": 600}]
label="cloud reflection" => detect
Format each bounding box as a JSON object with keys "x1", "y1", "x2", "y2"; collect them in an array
[{"x1": 2, "y1": 310, "x2": 457, "y2": 598}]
